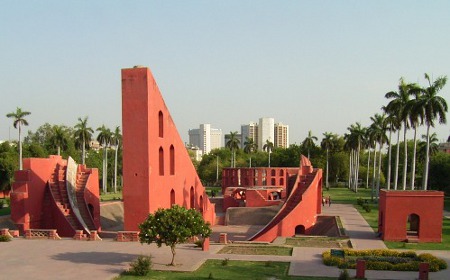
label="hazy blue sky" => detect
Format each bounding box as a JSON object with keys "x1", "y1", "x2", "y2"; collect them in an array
[{"x1": 1, "y1": 1, "x2": 449, "y2": 145}]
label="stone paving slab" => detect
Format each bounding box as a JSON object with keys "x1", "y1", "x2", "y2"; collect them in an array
[{"x1": 1, "y1": 204, "x2": 450, "y2": 279}]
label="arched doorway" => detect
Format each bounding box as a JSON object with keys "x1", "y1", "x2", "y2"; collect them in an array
[
  {"x1": 170, "y1": 189, "x2": 175, "y2": 206},
  {"x1": 199, "y1": 195, "x2": 204, "y2": 214},
  {"x1": 407, "y1": 214, "x2": 420, "y2": 237},
  {"x1": 295, "y1": 225, "x2": 305, "y2": 235},
  {"x1": 190, "y1": 187, "x2": 195, "y2": 209}
]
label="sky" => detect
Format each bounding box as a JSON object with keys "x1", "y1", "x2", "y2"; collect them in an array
[{"x1": 1, "y1": 1, "x2": 450, "y2": 145}]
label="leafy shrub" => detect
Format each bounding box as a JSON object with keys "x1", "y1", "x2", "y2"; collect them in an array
[
  {"x1": 338, "y1": 269, "x2": 350, "y2": 280},
  {"x1": 0, "y1": 235, "x2": 12, "y2": 242},
  {"x1": 323, "y1": 249, "x2": 447, "y2": 272},
  {"x1": 127, "y1": 255, "x2": 152, "y2": 276},
  {"x1": 357, "y1": 197, "x2": 364, "y2": 206},
  {"x1": 362, "y1": 204, "x2": 371, "y2": 212},
  {"x1": 222, "y1": 258, "x2": 229, "y2": 266}
]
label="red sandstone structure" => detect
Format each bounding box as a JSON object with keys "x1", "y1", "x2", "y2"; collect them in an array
[
  {"x1": 378, "y1": 190, "x2": 444, "y2": 243},
  {"x1": 222, "y1": 156, "x2": 323, "y2": 242},
  {"x1": 10, "y1": 155, "x2": 101, "y2": 237},
  {"x1": 121, "y1": 66, "x2": 323, "y2": 243},
  {"x1": 121, "y1": 66, "x2": 215, "y2": 230}
]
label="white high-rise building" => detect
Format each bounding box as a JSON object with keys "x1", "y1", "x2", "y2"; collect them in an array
[
  {"x1": 188, "y1": 124, "x2": 222, "y2": 155},
  {"x1": 240, "y1": 122, "x2": 258, "y2": 149},
  {"x1": 274, "y1": 122, "x2": 289, "y2": 148},
  {"x1": 258, "y1": 117, "x2": 275, "y2": 151}
]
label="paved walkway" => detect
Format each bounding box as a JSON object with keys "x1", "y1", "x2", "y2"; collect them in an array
[{"x1": 1, "y1": 204, "x2": 450, "y2": 279}]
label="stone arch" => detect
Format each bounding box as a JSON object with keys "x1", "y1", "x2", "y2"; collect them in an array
[
  {"x1": 190, "y1": 186, "x2": 195, "y2": 209},
  {"x1": 170, "y1": 145, "x2": 175, "y2": 175},
  {"x1": 279, "y1": 169, "x2": 284, "y2": 176},
  {"x1": 199, "y1": 195, "x2": 204, "y2": 213},
  {"x1": 407, "y1": 213, "x2": 420, "y2": 236},
  {"x1": 295, "y1": 225, "x2": 306, "y2": 235},
  {"x1": 159, "y1": 147, "x2": 164, "y2": 175},
  {"x1": 170, "y1": 189, "x2": 175, "y2": 206},
  {"x1": 158, "y1": 111, "x2": 164, "y2": 138},
  {"x1": 271, "y1": 178, "x2": 276, "y2": 185},
  {"x1": 279, "y1": 178, "x2": 284, "y2": 185},
  {"x1": 271, "y1": 169, "x2": 276, "y2": 176}
]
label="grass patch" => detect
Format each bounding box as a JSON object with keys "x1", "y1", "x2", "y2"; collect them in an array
[
  {"x1": 0, "y1": 207, "x2": 11, "y2": 216},
  {"x1": 100, "y1": 191, "x2": 123, "y2": 202},
  {"x1": 218, "y1": 244, "x2": 292, "y2": 256},
  {"x1": 286, "y1": 237, "x2": 351, "y2": 248},
  {"x1": 118, "y1": 259, "x2": 333, "y2": 279}
]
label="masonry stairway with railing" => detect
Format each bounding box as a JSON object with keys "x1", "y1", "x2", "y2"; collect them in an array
[
  {"x1": 47, "y1": 164, "x2": 96, "y2": 238},
  {"x1": 249, "y1": 168, "x2": 319, "y2": 241}
]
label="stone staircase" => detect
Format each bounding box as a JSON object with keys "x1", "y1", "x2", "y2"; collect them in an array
[
  {"x1": 75, "y1": 172, "x2": 96, "y2": 231},
  {"x1": 48, "y1": 165, "x2": 81, "y2": 231}
]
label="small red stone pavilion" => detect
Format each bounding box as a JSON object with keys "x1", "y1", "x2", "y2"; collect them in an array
[
  {"x1": 121, "y1": 66, "x2": 215, "y2": 230},
  {"x1": 378, "y1": 190, "x2": 444, "y2": 243},
  {"x1": 10, "y1": 156, "x2": 101, "y2": 237},
  {"x1": 222, "y1": 156, "x2": 323, "y2": 242}
]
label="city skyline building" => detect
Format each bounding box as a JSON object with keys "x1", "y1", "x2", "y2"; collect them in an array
[
  {"x1": 274, "y1": 122, "x2": 289, "y2": 148},
  {"x1": 188, "y1": 124, "x2": 222, "y2": 155},
  {"x1": 240, "y1": 122, "x2": 258, "y2": 149},
  {"x1": 258, "y1": 117, "x2": 275, "y2": 151}
]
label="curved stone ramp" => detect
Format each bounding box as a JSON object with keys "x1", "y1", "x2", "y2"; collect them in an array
[
  {"x1": 99, "y1": 201, "x2": 124, "y2": 238},
  {"x1": 225, "y1": 204, "x2": 282, "y2": 225}
]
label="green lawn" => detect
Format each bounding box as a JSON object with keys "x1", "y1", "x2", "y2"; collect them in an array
[
  {"x1": 118, "y1": 259, "x2": 334, "y2": 280},
  {"x1": 218, "y1": 245, "x2": 292, "y2": 256},
  {"x1": 0, "y1": 207, "x2": 11, "y2": 216},
  {"x1": 100, "y1": 191, "x2": 123, "y2": 202}
]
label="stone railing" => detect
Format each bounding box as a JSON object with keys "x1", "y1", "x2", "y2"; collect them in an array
[
  {"x1": 25, "y1": 229, "x2": 61, "y2": 240},
  {"x1": 1, "y1": 228, "x2": 19, "y2": 238},
  {"x1": 116, "y1": 231, "x2": 139, "y2": 242},
  {"x1": 73, "y1": 230, "x2": 102, "y2": 241}
]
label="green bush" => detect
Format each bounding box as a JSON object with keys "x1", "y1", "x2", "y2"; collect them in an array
[
  {"x1": 323, "y1": 249, "x2": 447, "y2": 272},
  {"x1": 127, "y1": 255, "x2": 152, "y2": 276},
  {"x1": 0, "y1": 235, "x2": 12, "y2": 242},
  {"x1": 338, "y1": 269, "x2": 350, "y2": 280},
  {"x1": 222, "y1": 258, "x2": 229, "y2": 266}
]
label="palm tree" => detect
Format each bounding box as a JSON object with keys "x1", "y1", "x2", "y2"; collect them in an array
[
  {"x1": 112, "y1": 126, "x2": 122, "y2": 193},
  {"x1": 49, "y1": 125, "x2": 68, "y2": 156},
  {"x1": 406, "y1": 88, "x2": 423, "y2": 190},
  {"x1": 243, "y1": 137, "x2": 257, "y2": 154},
  {"x1": 321, "y1": 132, "x2": 335, "y2": 190},
  {"x1": 418, "y1": 73, "x2": 448, "y2": 190},
  {"x1": 74, "y1": 117, "x2": 94, "y2": 165},
  {"x1": 263, "y1": 139, "x2": 274, "y2": 167},
  {"x1": 225, "y1": 131, "x2": 240, "y2": 168},
  {"x1": 382, "y1": 106, "x2": 401, "y2": 190},
  {"x1": 302, "y1": 130, "x2": 318, "y2": 159},
  {"x1": 6, "y1": 107, "x2": 31, "y2": 170},
  {"x1": 344, "y1": 123, "x2": 365, "y2": 192},
  {"x1": 97, "y1": 125, "x2": 112, "y2": 193},
  {"x1": 370, "y1": 113, "x2": 388, "y2": 199},
  {"x1": 419, "y1": 133, "x2": 439, "y2": 160},
  {"x1": 385, "y1": 78, "x2": 418, "y2": 190},
  {"x1": 364, "y1": 128, "x2": 376, "y2": 190}
]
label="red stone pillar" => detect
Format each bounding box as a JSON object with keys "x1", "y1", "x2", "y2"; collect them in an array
[
  {"x1": 419, "y1": 262, "x2": 429, "y2": 280},
  {"x1": 356, "y1": 259, "x2": 366, "y2": 279},
  {"x1": 219, "y1": 233, "x2": 228, "y2": 244},
  {"x1": 202, "y1": 237, "x2": 210, "y2": 251}
]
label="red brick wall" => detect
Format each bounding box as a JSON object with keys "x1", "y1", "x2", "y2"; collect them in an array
[{"x1": 122, "y1": 67, "x2": 215, "y2": 230}]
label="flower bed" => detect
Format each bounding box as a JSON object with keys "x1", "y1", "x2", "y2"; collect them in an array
[{"x1": 322, "y1": 249, "x2": 447, "y2": 272}]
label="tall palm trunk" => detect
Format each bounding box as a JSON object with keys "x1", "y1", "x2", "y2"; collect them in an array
[
  {"x1": 82, "y1": 134, "x2": 86, "y2": 165},
  {"x1": 348, "y1": 151, "x2": 353, "y2": 190},
  {"x1": 366, "y1": 148, "x2": 371, "y2": 189},
  {"x1": 402, "y1": 124, "x2": 408, "y2": 190},
  {"x1": 355, "y1": 142, "x2": 360, "y2": 193},
  {"x1": 394, "y1": 129, "x2": 401, "y2": 190},
  {"x1": 376, "y1": 144, "x2": 383, "y2": 199},
  {"x1": 18, "y1": 124, "x2": 23, "y2": 170},
  {"x1": 386, "y1": 129, "x2": 392, "y2": 190},
  {"x1": 371, "y1": 146, "x2": 377, "y2": 201},
  {"x1": 114, "y1": 140, "x2": 119, "y2": 193},
  {"x1": 410, "y1": 126, "x2": 417, "y2": 190},
  {"x1": 325, "y1": 148, "x2": 329, "y2": 190},
  {"x1": 423, "y1": 125, "x2": 431, "y2": 190}
]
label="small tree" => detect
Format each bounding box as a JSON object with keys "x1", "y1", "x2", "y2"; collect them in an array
[{"x1": 139, "y1": 205, "x2": 212, "y2": 266}]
